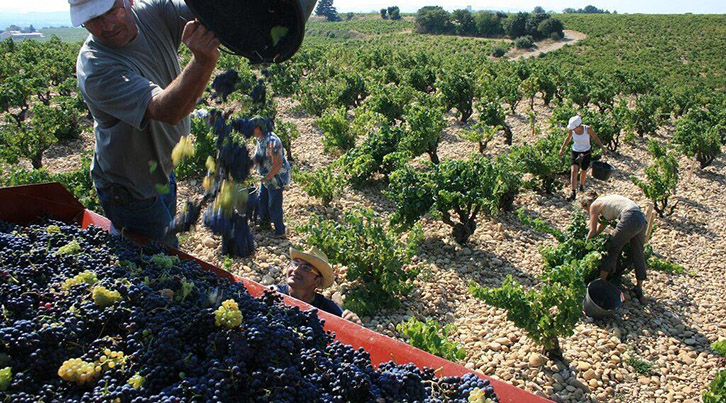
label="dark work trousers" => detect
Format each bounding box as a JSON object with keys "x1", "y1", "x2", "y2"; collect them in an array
[
  {"x1": 258, "y1": 184, "x2": 285, "y2": 236},
  {"x1": 97, "y1": 173, "x2": 178, "y2": 248},
  {"x1": 600, "y1": 208, "x2": 648, "y2": 281}
]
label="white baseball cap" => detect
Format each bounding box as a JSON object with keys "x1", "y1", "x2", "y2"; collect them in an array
[
  {"x1": 567, "y1": 115, "x2": 582, "y2": 130},
  {"x1": 69, "y1": 0, "x2": 115, "y2": 27}
]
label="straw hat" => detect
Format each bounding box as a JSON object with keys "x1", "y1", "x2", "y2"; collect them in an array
[
  {"x1": 69, "y1": 0, "x2": 115, "y2": 27},
  {"x1": 289, "y1": 247, "x2": 334, "y2": 288},
  {"x1": 567, "y1": 115, "x2": 582, "y2": 130}
]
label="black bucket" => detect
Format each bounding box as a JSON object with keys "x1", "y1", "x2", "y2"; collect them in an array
[
  {"x1": 591, "y1": 160, "x2": 615, "y2": 181},
  {"x1": 183, "y1": 0, "x2": 317, "y2": 64},
  {"x1": 583, "y1": 279, "x2": 624, "y2": 319}
]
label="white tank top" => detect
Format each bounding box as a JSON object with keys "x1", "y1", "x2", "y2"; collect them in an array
[
  {"x1": 571, "y1": 125, "x2": 592, "y2": 152},
  {"x1": 597, "y1": 195, "x2": 639, "y2": 221}
]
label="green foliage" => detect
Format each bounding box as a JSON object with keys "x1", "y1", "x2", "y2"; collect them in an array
[
  {"x1": 495, "y1": 74, "x2": 522, "y2": 115},
  {"x1": 469, "y1": 252, "x2": 596, "y2": 353},
  {"x1": 174, "y1": 116, "x2": 216, "y2": 179},
  {"x1": 516, "y1": 208, "x2": 564, "y2": 241},
  {"x1": 625, "y1": 355, "x2": 655, "y2": 375},
  {"x1": 437, "y1": 70, "x2": 475, "y2": 122},
  {"x1": 296, "y1": 80, "x2": 334, "y2": 117},
  {"x1": 361, "y1": 84, "x2": 413, "y2": 123},
  {"x1": 490, "y1": 46, "x2": 506, "y2": 58},
  {"x1": 511, "y1": 132, "x2": 569, "y2": 193},
  {"x1": 396, "y1": 317, "x2": 466, "y2": 361},
  {"x1": 712, "y1": 340, "x2": 726, "y2": 357},
  {"x1": 632, "y1": 94, "x2": 661, "y2": 136},
  {"x1": 703, "y1": 370, "x2": 726, "y2": 403},
  {"x1": 400, "y1": 101, "x2": 446, "y2": 163},
  {"x1": 292, "y1": 164, "x2": 344, "y2": 206},
  {"x1": 414, "y1": 6, "x2": 453, "y2": 35},
  {"x1": 581, "y1": 108, "x2": 624, "y2": 152},
  {"x1": 387, "y1": 155, "x2": 520, "y2": 244},
  {"x1": 314, "y1": 0, "x2": 339, "y2": 21},
  {"x1": 460, "y1": 122, "x2": 498, "y2": 154},
  {"x1": 477, "y1": 99, "x2": 512, "y2": 145},
  {"x1": 317, "y1": 106, "x2": 354, "y2": 153},
  {"x1": 343, "y1": 124, "x2": 406, "y2": 187},
  {"x1": 673, "y1": 108, "x2": 722, "y2": 169},
  {"x1": 275, "y1": 121, "x2": 299, "y2": 162},
  {"x1": 299, "y1": 208, "x2": 422, "y2": 317},
  {"x1": 631, "y1": 140, "x2": 679, "y2": 217},
  {"x1": 267, "y1": 62, "x2": 302, "y2": 96},
  {"x1": 0, "y1": 106, "x2": 58, "y2": 169},
  {"x1": 514, "y1": 35, "x2": 534, "y2": 49},
  {"x1": 0, "y1": 156, "x2": 100, "y2": 212}
]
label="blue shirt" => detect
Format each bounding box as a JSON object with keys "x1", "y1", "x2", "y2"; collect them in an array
[
  {"x1": 275, "y1": 284, "x2": 343, "y2": 317},
  {"x1": 254, "y1": 132, "x2": 290, "y2": 190}
]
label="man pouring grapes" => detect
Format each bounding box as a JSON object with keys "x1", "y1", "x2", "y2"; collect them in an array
[{"x1": 71, "y1": 0, "x2": 220, "y2": 246}]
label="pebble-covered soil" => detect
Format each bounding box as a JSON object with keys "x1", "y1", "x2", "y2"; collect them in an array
[{"x1": 39, "y1": 93, "x2": 725, "y2": 402}]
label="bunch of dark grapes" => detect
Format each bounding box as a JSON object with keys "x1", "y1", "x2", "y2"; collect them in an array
[
  {"x1": 211, "y1": 69, "x2": 240, "y2": 102},
  {"x1": 0, "y1": 215, "x2": 505, "y2": 400}
]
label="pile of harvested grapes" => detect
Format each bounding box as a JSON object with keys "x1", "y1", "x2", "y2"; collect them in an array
[{"x1": 0, "y1": 219, "x2": 499, "y2": 402}]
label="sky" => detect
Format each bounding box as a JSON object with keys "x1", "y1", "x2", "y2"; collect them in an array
[{"x1": 0, "y1": 0, "x2": 724, "y2": 15}]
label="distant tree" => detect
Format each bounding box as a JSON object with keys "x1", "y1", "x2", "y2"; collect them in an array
[
  {"x1": 414, "y1": 6, "x2": 453, "y2": 35},
  {"x1": 315, "y1": 0, "x2": 340, "y2": 21},
  {"x1": 504, "y1": 12, "x2": 528, "y2": 39},
  {"x1": 533, "y1": 6, "x2": 546, "y2": 13},
  {"x1": 562, "y1": 8, "x2": 576, "y2": 13},
  {"x1": 388, "y1": 6, "x2": 401, "y2": 20},
  {"x1": 345, "y1": 12, "x2": 354, "y2": 21},
  {"x1": 380, "y1": 8, "x2": 388, "y2": 19},
  {"x1": 524, "y1": 13, "x2": 549, "y2": 39},
  {"x1": 583, "y1": 5, "x2": 601, "y2": 13},
  {"x1": 538, "y1": 18, "x2": 564, "y2": 39},
  {"x1": 452, "y1": 9, "x2": 477, "y2": 36},
  {"x1": 474, "y1": 11, "x2": 504, "y2": 37}
]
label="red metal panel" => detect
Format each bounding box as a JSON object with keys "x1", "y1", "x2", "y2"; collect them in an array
[{"x1": 0, "y1": 183, "x2": 550, "y2": 403}]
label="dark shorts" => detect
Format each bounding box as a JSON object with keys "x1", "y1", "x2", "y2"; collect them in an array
[{"x1": 571, "y1": 150, "x2": 592, "y2": 170}]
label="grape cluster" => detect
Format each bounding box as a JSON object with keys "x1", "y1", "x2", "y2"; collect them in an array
[
  {"x1": 210, "y1": 69, "x2": 240, "y2": 102},
  {"x1": 0, "y1": 220, "x2": 501, "y2": 402}
]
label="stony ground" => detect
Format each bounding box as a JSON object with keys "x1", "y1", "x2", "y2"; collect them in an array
[{"x1": 38, "y1": 92, "x2": 725, "y2": 402}]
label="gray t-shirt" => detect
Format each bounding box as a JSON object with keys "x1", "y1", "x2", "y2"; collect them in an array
[{"x1": 77, "y1": 0, "x2": 194, "y2": 199}]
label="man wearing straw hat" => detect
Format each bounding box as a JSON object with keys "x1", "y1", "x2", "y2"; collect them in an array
[
  {"x1": 70, "y1": 0, "x2": 220, "y2": 246},
  {"x1": 276, "y1": 247, "x2": 362, "y2": 324}
]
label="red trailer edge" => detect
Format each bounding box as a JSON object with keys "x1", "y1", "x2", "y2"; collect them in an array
[{"x1": 0, "y1": 183, "x2": 551, "y2": 403}]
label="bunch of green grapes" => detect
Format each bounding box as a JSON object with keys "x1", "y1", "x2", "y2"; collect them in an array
[
  {"x1": 127, "y1": 373, "x2": 145, "y2": 389},
  {"x1": 91, "y1": 286, "x2": 122, "y2": 308},
  {"x1": 61, "y1": 270, "x2": 98, "y2": 290},
  {"x1": 0, "y1": 367, "x2": 11, "y2": 391},
  {"x1": 171, "y1": 135, "x2": 195, "y2": 166},
  {"x1": 97, "y1": 349, "x2": 125, "y2": 371},
  {"x1": 213, "y1": 180, "x2": 248, "y2": 216},
  {"x1": 214, "y1": 299, "x2": 243, "y2": 328},
  {"x1": 56, "y1": 239, "x2": 81, "y2": 256},
  {"x1": 58, "y1": 358, "x2": 100, "y2": 385}
]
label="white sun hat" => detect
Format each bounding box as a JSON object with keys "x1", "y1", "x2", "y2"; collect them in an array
[
  {"x1": 69, "y1": 0, "x2": 115, "y2": 27},
  {"x1": 567, "y1": 115, "x2": 582, "y2": 130}
]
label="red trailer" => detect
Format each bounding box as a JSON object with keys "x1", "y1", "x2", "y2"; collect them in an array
[{"x1": 0, "y1": 183, "x2": 551, "y2": 403}]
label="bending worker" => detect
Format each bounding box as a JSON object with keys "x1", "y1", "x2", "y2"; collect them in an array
[
  {"x1": 72, "y1": 0, "x2": 220, "y2": 246},
  {"x1": 580, "y1": 193, "x2": 648, "y2": 301}
]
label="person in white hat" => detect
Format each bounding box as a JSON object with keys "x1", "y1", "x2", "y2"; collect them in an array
[
  {"x1": 559, "y1": 115, "x2": 607, "y2": 201},
  {"x1": 274, "y1": 247, "x2": 362, "y2": 324},
  {"x1": 71, "y1": 0, "x2": 219, "y2": 247}
]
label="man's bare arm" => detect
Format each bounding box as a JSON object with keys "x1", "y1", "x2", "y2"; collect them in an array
[{"x1": 146, "y1": 21, "x2": 219, "y2": 125}]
